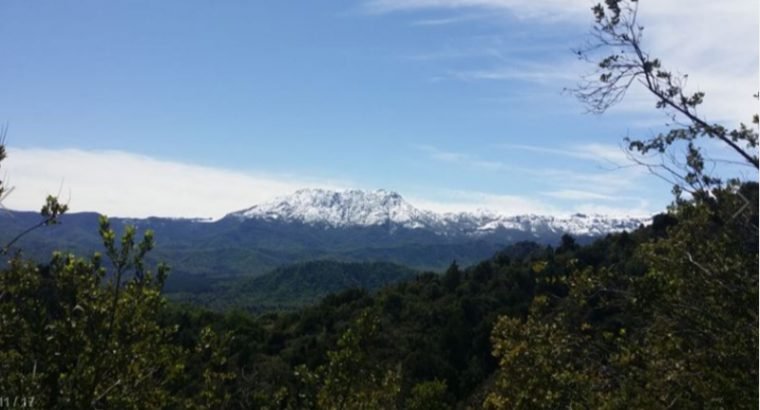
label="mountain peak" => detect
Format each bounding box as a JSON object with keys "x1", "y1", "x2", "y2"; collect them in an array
[
  {"x1": 228, "y1": 188, "x2": 435, "y2": 228},
  {"x1": 227, "y1": 188, "x2": 650, "y2": 236}
]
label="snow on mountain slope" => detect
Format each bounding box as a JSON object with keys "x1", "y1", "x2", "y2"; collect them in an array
[
  {"x1": 229, "y1": 189, "x2": 441, "y2": 229},
  {"x1": 227, "y1": 189, "x2": 649, "y2": 236}
]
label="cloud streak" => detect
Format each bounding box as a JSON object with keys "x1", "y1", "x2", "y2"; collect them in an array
[
  {"x1": 408, "y1": 189, "x2": 561, "y2": 215},
  {"x1": 414, "y1": 142, "x2": 667, "y2": 216},
  {"x1": 363, "y1": 0, "x2": 588, "y2": 20},
  {"x1": 1, "y1": 146, "x2": 667, "y2": 220},
  {"x1": 366, "y1": 0, "x2": 759, "y2": 124},
  {"x1": 541, "y1": 189, "x2": 617, "y2": 201},
  {"x1": 2, "y1": 148, "x2": 348, "y2": 219},
  {"x1": 449, "y1": 63, "x2": 577, "y2": 84},
  {"x1": 409, "y1": 188, "x2": 654, "y2": 217},
  {"x1": 415, "y1": 144, "x2": 506, "y2": 171},
  {"x1": 503, "y1": 143, "x2": 631, "y2": 165}
]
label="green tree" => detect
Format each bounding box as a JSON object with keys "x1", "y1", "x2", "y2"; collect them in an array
[
  {"x1": 486, "y1": 184, "x2": 758, "y2": 409},
  {"x1": 0, "y1": 217, "x2": 234, "y2": 408},
  {"x1": 294, "y1": 310, "x2": 402, "y2": 410},
  {"x1": 442, "y1": 260, "x2": 461, "y2": 291},
  {"x1": 405, "y1": 379, "x2": 451, "y2": 410},
  {"x1": 0, "y1": 140, "x2": 233, "y2": 409}
]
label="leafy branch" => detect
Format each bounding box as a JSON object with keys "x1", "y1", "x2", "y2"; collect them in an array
[
  {"x1": 571, "y1": 0, "x2": 759, "y2": 193},
  {"x1": 2, "y1": 195, "x2": 69, "y2": 255}
]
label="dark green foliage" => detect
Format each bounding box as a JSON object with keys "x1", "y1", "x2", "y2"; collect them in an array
[
  {"x1": 405, "y1": 379, "x2": 451, "y2": 410},
  {"x1": 442, "y1": 260, "x2": 461, "y2": 291},
  {"x1": 0, "y1": 219, "x2": 233, "y2": 409},
  {"x1": 158, "y1": 228, "x2": 662, "y2": 408},
  {"x1": 2, "y1": 197, "x2": 68, "y2": 255},
  {"x1": 169, "y1": 190, "x2": 754, "y2": 409},
  {"x1": 3, "y1": 181, "x2": 755, "y2": 408},
  {"x1": 172, "y1": 260, "x2": 418, "y2": 312},
  {"x1": 486, "y1": 183, "x2": 758, "y2": 409},
  {"x1": 5, "y1": 184, "x2": 755, "y2": 408}
]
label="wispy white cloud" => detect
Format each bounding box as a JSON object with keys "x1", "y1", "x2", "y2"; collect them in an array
[
  {"x1": 0, "y1": 144, "x2": 674, "y2": 220},
  {"x1": 408, "y1": 188, "x2": 653, "y2": 217},
  {"x1": 408, "y1": 189, "x2": 561, "y2": 215},
  {"x1": 415, "y1": 144, "x2": 506, "y2": 171},
  {"x1": 541, "y1": 189, "x2": 616, "y2": 201},
  {"x1": 403, "y1": 46, "x2": 501, "y2": 62},
  {"x1": 635, "y1": 1, "x2": 758, "y2": 124},
  {"x1": 403, "y1": 36, "x2": 571, "y2": 62},
  {"x1": 449, "y1": 63, "x2": 577, "y2": 84},
  {"x1": 363, "y1": 0, "x2": 588, "y2": 20},
  {"x1": 540, "y1": 167, "x2": 650, "y2": 196},
  {"x1": 579, "y1": 143, "x2": 633, "y2": 164},
  {"x1": 505, "y1": 140, "x2": 759, "y2": 190},
  {"x1": 365, "y1": 0, "x2": 759, "y2": 124},
  {"x1": 410, "y1": 12, "x2": 488, "y2": 26},
  {"x1": 418, "y1": 142, "x2": 660, "y2": 196},
  {"x1": 573, "y1": 200, "x2": 653, "y2": 218},
  {"x1": 2, "y1": 148, "x2": 349, "y2": 219},
  {"x1": 412, "y1": 143, "x2": 666, "y2": 215},
  {"x1": 503, "y1": 142, "x2": 631, "y2": 165}
]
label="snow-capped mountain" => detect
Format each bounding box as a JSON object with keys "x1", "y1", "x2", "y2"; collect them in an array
[
  {"x1": 229, "y1": 189, "x2": 440, "y2": 229},
  {"x1": 227, "y1": 188, "x2": 649, "y2": 237}
]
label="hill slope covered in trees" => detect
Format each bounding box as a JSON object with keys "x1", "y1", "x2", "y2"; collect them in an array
[
  {"x1": 163, "y1": 183, "x2": 757, "y2": 408},
  {"x1": 170, "y1": 260, "x2": 419, "y2": 312},
  {"x1": 2, "y1": 179, "x2": 757, "y2": 408}
]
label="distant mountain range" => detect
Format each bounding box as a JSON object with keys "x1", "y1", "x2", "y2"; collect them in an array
[
  {"x1": 228, "y1": 188, "x2": 647, "y2": 237},
  {"x1": 0, "y1": 188, "x2": 650, "y2": 292}
]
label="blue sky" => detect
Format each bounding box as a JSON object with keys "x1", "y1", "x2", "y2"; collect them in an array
[{"x1": 1, "y1": 0, "x2": 757, "y2": 218}]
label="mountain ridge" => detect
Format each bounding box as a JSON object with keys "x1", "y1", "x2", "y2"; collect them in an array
[{"x1": 226, "y1": 188, "x2": 649, "y2": 236}]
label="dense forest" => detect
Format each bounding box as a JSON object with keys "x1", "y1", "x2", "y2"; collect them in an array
[
  {"x1": 1, "y1": 0, "x2": 758, "y2": 408},
  {"x1": 1, "y1": 181, "x2": 757, "y2": 408},
  {"x1": 169, "y1": 260, "x2": 419, "y2": 312}
]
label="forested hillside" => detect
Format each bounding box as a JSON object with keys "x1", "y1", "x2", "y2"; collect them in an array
[
  {"x1": 157, "y1": 185, "x2": 757, "y2": 408},
  {"x1": 170, "y1": 260, "x2": 419, "y2": 312},
  {"x1": 3, "y1": 182, "x2": 755, "y2": 408}
]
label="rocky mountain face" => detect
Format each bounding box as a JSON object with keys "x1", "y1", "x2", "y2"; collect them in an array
[{"x1": 226, "y1": 188, "x2": 648, "y2": 237}]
